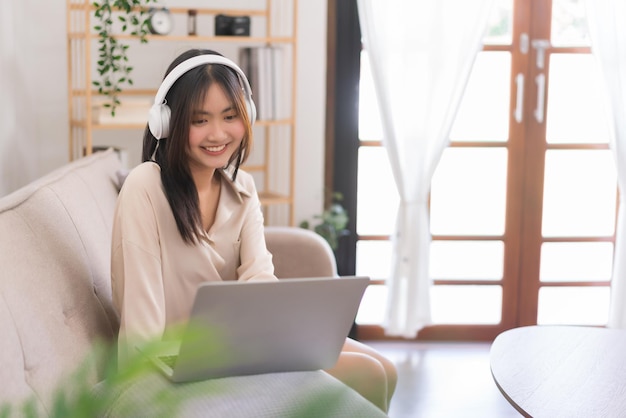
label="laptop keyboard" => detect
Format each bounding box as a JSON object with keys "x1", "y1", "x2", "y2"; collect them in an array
[{"x1": 159, "y1": 354, "x2": 178, "y2": 369}]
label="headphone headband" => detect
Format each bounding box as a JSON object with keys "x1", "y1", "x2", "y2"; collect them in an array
[
  {"x1": 153, "y1": 55, "x2": 253, "y2": 106},
  {"x1": 148, "y1": 54, "x2": 256, "y2": 139}
]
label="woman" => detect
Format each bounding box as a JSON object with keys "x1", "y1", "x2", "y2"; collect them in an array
[{"x1": 111, "y1": 48, "x2": 396, "y2": 412}]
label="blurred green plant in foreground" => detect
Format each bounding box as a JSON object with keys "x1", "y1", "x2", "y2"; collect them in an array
[
  {"x1": 0, "y1": 328, "x2": 189, "y2": 418},
  {"x1": 0, "y1": 323, "x2": 350, "y2": 417}
]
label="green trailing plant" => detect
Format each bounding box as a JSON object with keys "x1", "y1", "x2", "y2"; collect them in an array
[
  {"x1": 92, "y1": 0, "x2": 157, "y2": 116},
  {"x1": 300, "y1": 192, "x2": 349, "y2": 252}
]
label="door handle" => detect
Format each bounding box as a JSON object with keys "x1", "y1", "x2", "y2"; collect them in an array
[
  {"x1": 514, "y1": 73, "x2": 524, "y2": 123},
  {"x1": 534, "y1": 73, "x2": 545, "y2": 124},
  {"x1": 532, "y1": 39, "x2": 551, "y2": 69}
]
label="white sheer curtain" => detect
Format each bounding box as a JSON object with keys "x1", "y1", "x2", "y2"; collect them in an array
[
  {"x1": 356, "y1": 0, "x2": 494, "y2": 337},
  {"x1": 584, "y1": 1, "x2": 626, "y2": 328}
]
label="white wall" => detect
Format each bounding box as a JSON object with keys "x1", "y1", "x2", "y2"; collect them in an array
[
  {"x1": 1, "y1": 0, "x2": 69, "y2": 194},
  {"x1": 0, "y1": 0, "x2": 326, "y2": 226}
]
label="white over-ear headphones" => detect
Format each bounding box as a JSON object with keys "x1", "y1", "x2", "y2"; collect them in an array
[{"x1": 148, "y1": 54, "x2": 256, "y2": 139}]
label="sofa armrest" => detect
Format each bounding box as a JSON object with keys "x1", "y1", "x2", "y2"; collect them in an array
[{"x1": 264, "y1": 226, "x2": 338, "y2": 279}]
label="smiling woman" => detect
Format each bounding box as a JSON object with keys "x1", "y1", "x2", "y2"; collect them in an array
[{"x1": 111, "y1": 48, "x2": 397, "y2": 412}]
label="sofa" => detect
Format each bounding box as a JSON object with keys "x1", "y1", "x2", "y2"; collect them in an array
[{"x1": 0, "y1": 149, "x2": 386, "y2": 417}]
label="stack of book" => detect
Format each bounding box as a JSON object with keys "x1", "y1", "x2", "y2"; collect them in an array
[
  {"x1": 91, "y1": 96, "x2": 152, "y2": 125},
  {"x1": 239, "y1": 46, "x2": 290, "y2": 122}
]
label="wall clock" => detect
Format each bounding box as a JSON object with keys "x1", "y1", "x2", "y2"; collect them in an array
[{"x1": 148, "y1": 8, "x2": 173, "y2": 35}]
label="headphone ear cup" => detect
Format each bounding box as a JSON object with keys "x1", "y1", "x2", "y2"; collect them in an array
[
  {"x1": 148, "y1": 103, "x2": 171, "y2": 139},
  {"x1": 247, "y1": 97, "x2": 257, "y2": 125}
]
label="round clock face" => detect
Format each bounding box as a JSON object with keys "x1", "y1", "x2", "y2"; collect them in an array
[{"x1": 148, "y1": 9, "x2": 173, "y2": 35}]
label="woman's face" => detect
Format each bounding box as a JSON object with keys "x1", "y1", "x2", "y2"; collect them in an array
[{"x1": 187, "y1": 82, "x2": 245, "y2": 174}]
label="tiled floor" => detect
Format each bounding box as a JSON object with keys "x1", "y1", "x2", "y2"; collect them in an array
[{"x1": 365, "y1": 340, "x2": 522, "y2": 418}]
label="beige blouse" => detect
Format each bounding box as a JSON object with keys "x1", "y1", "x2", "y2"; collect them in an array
[{"x1": 111, "y1": 162, "x2": 276, "y2": 364}]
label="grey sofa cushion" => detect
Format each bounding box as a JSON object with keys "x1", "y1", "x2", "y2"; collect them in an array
[{"x1": 94, "y1": 369, "x2": 386, "y2": 418}]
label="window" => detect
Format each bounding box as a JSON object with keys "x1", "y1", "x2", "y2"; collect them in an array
[{"x1": 328, "y1": 0, "x2": 617, "y2": 340}]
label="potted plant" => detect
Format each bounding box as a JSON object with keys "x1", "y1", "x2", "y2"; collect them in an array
[{"x1": 299, "y1": 192, "x2": 349, "y2": 252}]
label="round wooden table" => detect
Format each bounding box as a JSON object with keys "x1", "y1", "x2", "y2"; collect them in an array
[{"x1": 490, "y1": 325, "x2": 626, "y2": 417}]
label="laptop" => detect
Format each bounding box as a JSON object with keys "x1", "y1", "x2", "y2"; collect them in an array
[{"x1": 140, "y1": 276, "x2": 369, "y2": 383}]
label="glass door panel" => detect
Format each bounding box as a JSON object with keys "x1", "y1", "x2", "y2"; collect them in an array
[
  {"x1": 430, "y1": 148, "x2": 508, "y2": 236},
  {"x1": 546, "y1": 54, "x2": 610, "y2": 144},
  {"x1": 357, "y1": 285, "x2": 388, "y2": 325},
  {"x1": 483, "y1": 0, "x2": 513, "y2": 45},
  {"x1": 430, "y1": 241, "x2": 504, "y2": 280},
  {"x1": 550, "y1": 0, "x2": 590, "y2": 46},
  {"x1": 537, "y1": 287, "x2": 610, "y2": 325},
  {"x1": 449, "y1": 52, "x2": 511, "y2": 142},
  {"x1": 356, "y1": 240, "x2": 393, "y2": 280},
  {"x1": 540, "y1": 242, "x2": 614, "y2": 282},
  {"x1": 431, "y1": 285, "x2": 502, "y2": 324},
  {"x1": 529, "y1": 0, "x2": 616, "y2": 332},
  {"x1": 541, "y1": 150, "x2": 617, "y2": 237},
  {"x1": 356, "y1": 147, "x2": 398, "y2": 236}
]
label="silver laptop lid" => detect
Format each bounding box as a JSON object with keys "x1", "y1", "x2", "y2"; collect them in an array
[{"x1": 171, "y1": 276, "x2": 369, "y2": 382}]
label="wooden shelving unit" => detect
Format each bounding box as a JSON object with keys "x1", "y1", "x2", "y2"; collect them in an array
[{"x1": 66, "y1": 0, "x2": 298, "y2": 225}]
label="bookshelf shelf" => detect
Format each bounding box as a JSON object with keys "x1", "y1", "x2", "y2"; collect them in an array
[
  {"x1": 67, "y1": 33, "x2": 294, "y2": 44},
  {"x1": 88, "y1": 119, "x2": 295, "y2": 130}
]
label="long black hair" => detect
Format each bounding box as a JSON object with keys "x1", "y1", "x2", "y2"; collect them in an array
[{"x1": 142, "y1": 49, "x2": 254, "y2": 244}]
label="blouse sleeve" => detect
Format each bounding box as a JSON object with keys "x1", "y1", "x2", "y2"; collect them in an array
[
  {"x1": 111, "y1": 165, "x2": 166, "y2": 367},
  {"x1": 235, "y1": 174, "x2": 277, "y2": 282}
]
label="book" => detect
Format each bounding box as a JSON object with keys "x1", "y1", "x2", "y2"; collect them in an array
[{"x1": 239, "y1": 46, "x2": 291, "y2": 121}]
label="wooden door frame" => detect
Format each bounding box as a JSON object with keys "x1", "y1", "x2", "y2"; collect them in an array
[{"x1": 324, "y1": 0, "x2": 608, "y2": 341}]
